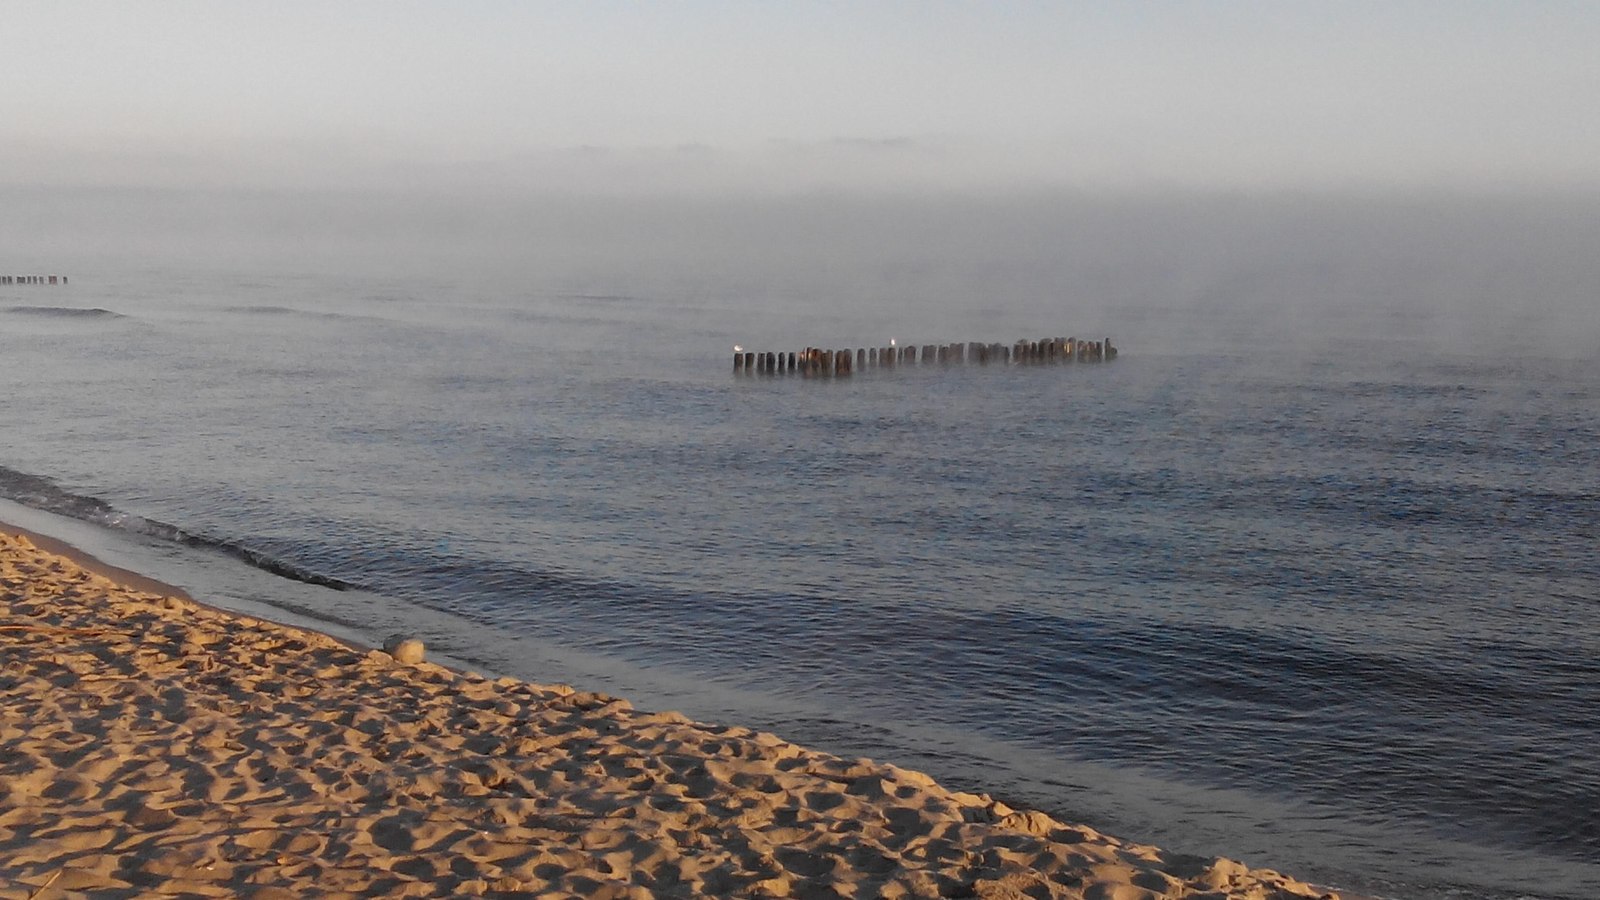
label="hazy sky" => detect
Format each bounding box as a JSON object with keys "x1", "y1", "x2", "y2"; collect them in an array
[{"x1": 4, "y1": 1, "x2": 1598, "y2": 192}]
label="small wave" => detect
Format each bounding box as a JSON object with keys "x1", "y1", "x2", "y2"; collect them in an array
[
  {"x1": 0, "y1": 465, "x2": 356, "y2": 591},
  {"x1": 4, "y1": 305, "x2": 124, "y2": 318},
  {"x1": 221, "y1": 304, "x2": 390, "y2": 325},
  {"x1": 224, "y1": 305, "x2": 299, "y2": 315}
]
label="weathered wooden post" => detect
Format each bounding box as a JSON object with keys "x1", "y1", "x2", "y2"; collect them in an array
[
  {"x1": 1105, "y1": 338, "x2": 1117, "y2": 360},
  {"x1": 857, "y1": 348, "x2": 866, "y2": 370}
]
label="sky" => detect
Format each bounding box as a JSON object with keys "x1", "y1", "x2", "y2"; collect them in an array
[{"x1": 3, "y1": 1, "x2": 1599, "y2": 193}]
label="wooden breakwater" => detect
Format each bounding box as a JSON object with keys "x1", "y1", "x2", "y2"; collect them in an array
[
  {"x1": 2, "y1": 275, "x2": 68, "y2": 285},
  {"x1": 734, "y1": 336, "x2": 1116, "y2": 375}
]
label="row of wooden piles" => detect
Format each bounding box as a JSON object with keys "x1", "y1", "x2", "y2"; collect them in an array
[
  {"x1": 735, "y1": 336, "x2": 1116, "y2": 375},
  {"x1": 1, "y1": 275, "x2": 67, "y2": 284}
]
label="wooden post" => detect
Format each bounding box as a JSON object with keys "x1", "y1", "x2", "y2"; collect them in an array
[{"x1": 857, "y1": 348, "x2": 865, "y2": 370}]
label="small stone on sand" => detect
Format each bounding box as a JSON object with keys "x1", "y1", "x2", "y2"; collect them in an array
[{"x1": 383, "y1": 635, "x2": 426, "y2": 664}]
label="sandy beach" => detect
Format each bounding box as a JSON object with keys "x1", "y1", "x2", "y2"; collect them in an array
[{"x1": 0, "y1": 525, "x2": 1339, "y2": 899}]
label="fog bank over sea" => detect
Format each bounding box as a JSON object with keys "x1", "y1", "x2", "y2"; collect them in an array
[{"x1": 5, "y1": 185, "x2": 1598, "y2": 356}]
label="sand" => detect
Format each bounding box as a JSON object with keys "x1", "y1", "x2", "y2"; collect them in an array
[{"x1": 0, "y1": 527, "x2": 1340, "y2": 899}]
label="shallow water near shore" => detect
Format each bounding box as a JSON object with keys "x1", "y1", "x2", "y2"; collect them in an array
[{"x1": 3, "y1": 235, "x2": 1598, "y2": 899}]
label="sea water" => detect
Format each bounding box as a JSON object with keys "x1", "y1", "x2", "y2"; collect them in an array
[{"x1": 2, "y1": 191, "x2": 1597, "y2": 899}]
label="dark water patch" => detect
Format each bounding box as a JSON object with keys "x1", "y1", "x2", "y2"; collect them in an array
[
  {"x1": 4, "y1": 305, "x2": 123, "y2": 318},
  {"x1": 0, "y1": 465, "x2": 357, "y2": 592},
  {"x1": 220, "y1": 304, "x2": 393, "y2": 325},
  {"x1": 225, "y1": 304, "x2": 300, "y2": 315},
  {"x1": 562, "y1": 293, "x2": 643, "y2": 304}
]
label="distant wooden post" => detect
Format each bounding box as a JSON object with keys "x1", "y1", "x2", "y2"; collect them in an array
[{"x1": 857, "y1": 348, "x2": 865, "y2": 369}]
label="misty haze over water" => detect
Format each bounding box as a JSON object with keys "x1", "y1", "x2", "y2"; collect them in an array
[
  {"x1": 4, "y1": 181, "x2": 1599, "y2": 900},
  {"x1": 6, "y1": 186, "x2": 1597, "y2": 357},
  {"x1": 6, "y1": 4, "x2": 1600, "y2": 899}
]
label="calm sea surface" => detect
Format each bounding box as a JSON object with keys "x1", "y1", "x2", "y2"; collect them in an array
[{"x1": 2, "y1": 254, "x2": 1597, "y2": 900}]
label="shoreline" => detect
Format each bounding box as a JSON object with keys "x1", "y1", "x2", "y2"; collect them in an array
[{"x1": 0, "y1": 521, "x2": 1341, "y2": 899}]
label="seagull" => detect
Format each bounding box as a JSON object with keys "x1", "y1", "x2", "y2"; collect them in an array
[
  {"x1": 890, "y1": 338, "x2": 897, "y2": 347},
  {"x1": 733, "y1": 345, "x2": 743, "y2": 353}
]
